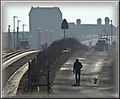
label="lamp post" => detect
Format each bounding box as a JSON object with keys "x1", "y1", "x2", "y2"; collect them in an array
[
  {"x1": 13, "y1": 16, "x2": 18, "y2": 49},
  {"x1": 45, "y1": 29, "x2": 47, "y2": 43},
  {"x1": 69, "y1": 29, "x2": 71, "y2": 38},
  {"x1": 29, "y1": 35, "x2": 32, "y2": 49},
  {"x1": 106, "y1": 31, "x2": 110, "y2": 51},
  {"x1": 22, "y1": 24, "x2": 27, "y2": 40},
  {"x1": 50, "y1": 30, "x2": 53, "y2": 43},
  {"x1": 16, "y1": 20, "x2": 22, "y2": 50},
  {"x1": 8, "y1": 25, "x2": 11, "y2": 49},
  {"x1": 17, "y1": 20, "x2": 22, "y2": 29},
  {"x1": 109, "y1": 20, "x2": 112, "y2": 51},
  {"x1": 103, "y1": 30, "x2": 105, "y2": 39},
  {"x1": 38, "y1": 28, "x2": 41, "y2": 49}
]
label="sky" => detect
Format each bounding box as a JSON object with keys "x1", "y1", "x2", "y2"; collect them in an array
[{"x1": 2, "y1": 1, "x2": 119, "y2": 32}]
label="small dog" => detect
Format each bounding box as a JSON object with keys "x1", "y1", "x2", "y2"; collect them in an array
[{"x1": 94, "y1": 77, "x2": 97, "y2": 84}]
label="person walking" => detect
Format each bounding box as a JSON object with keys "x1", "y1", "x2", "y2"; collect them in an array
[{"x1": 73, "y1": 59, "x2": 83, "y2": 86}]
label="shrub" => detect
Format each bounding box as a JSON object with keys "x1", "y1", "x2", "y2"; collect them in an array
[{"x1": 28, "y1": 38, "x2": 88, "y2": 91}]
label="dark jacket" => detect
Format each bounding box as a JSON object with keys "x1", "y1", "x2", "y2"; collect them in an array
[{"x1": 73, "y1": 61, "x2": 83, "y2": 73}]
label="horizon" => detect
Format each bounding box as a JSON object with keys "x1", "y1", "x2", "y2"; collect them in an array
[{"x1": 2, "y1": 1, "x2": 119, "y2": 32}]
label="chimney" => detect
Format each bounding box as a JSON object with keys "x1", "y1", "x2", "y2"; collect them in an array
[
  {"x1": 105, "y1": 17, "x2": 109, "y2": 25},
  {"x1": 76, "y1": 19, "x2": 81, "y2": 25},
  {"x1": 97, "y1": 18, "x2": 102, "y2": 25}
]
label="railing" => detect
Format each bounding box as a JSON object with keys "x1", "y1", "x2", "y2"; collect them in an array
[{"x1": 26, "y1": 59, "x2": 51, "y2": 94}]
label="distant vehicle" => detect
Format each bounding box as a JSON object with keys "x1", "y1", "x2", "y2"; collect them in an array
[
  {"x1": 62, "y1": 48, "x2": 71, "y2": 53},
  {"x1": 95, "y1": 40, "x2": 108, "y2": 51},
  {"x1": 41, "y1": 43, "x2": 47, "y2": 49},
  {"x1": 20, "y1": 39, "x2": 29, "y2": 49}
]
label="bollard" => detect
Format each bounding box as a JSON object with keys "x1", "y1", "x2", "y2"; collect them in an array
[{"x1": 37, "y1": 86, "x2": 40, "y2": 92}]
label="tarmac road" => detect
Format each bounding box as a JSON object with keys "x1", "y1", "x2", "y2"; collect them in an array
[{"x1": 51, "y1": 51, "x2": 118, "y2": 98}]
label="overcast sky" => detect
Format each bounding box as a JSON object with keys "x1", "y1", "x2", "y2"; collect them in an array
[{"x1": 2, "y1": 1, "x2": 119, "y2": 32}]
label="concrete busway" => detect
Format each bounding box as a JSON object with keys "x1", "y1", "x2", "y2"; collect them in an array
[
  {"x1": 2, "y1": 49, "x2": 42, "y2": 90},
  {"x1": 2, "y1": 49, "x2": 41, "y2": 70}
]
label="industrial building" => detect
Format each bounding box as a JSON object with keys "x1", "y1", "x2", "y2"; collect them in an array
[
  {"x1": 2, "y1": 7, "x2": 118, "y2": 51},
  {"x1": 29, "y1": 7, "x2": 63, "y2": 49},
  {"x1": 67, "y1": 17, "x2": 117, "y2": 44}
]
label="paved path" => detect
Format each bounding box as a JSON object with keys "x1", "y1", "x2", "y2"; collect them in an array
[{"x1": 51, "y1": 51, "x2": 118, "y2": 98}]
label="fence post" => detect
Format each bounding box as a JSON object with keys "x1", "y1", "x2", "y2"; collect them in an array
[
  {"x1": 28, "y1": 61, "x2": 32, "y2": 93},
  {"x1": 47, "y1": 71, "x2": 50, "y2": 94}
]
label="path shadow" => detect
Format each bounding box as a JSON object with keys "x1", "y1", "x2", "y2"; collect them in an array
[{"x1": 72, "y1": 84, "x2": 80, "y2": 87}]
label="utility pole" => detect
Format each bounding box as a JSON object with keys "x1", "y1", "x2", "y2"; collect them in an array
[
  {"x1": 109, "y1": 20, "x2": 112, "y2": 51},
  {"x1": 22, "y1": 24, "x2": 26, "y2": 40},
  {"x1": 73, "y1": 28, "x2": 76, "y2": 38},
  {"x1": 13, "y1": 16, "x2": 18, "y2": 49},
  {"x1": 106, "y1": 31, "x2": 110, "y2": 52},
  {"x1": 16, "y1": 20, "x2": 22, "y2": 50},
  {"x1": 69, "y1": 29, "x2": 71, "y2": 38},
  {"x1": 8, "y1": 25, "x2": 11, "y2": 49},
  {"x1": 50, "y1": 30, "x2": 53, "y2": 43},
  {"x1": 64, "y1": 29, "x2": 65, "y2": 38},
  {"x1": 103, "y1": 30, "x2": 105, "y2": 39},
  {"x1": 38, "y1": 28, "x2": 41, "y2": 49},
  {"x1": 45, "y1": 29, "x2": 47, "y2": 43},
  {"x1": 29, "y1": 35, "x2": 32, "y2": 49}
]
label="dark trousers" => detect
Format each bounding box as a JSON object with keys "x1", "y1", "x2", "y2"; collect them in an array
[{"x1": 75, "y1": 70, "x2": 81, "y2": 85}]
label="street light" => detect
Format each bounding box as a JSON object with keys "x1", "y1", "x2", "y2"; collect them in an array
[
  {"x1": 22, "y1": 24, "x2": 27, "y2": 39},
  {"x1": 8, "y1": 25, "x2": 11, "y2": 48},
  {"x1": 109, "y1": 20, "x2": 112, "y2": 51},
  {"x1": 8, "y1": 25, "x2": 10, "y2": 31},
  {"x1": 106, "y1": 31, "x2": 110, "y2": 51},
  {"x1": 13, "y1": 16, "x2": 18, "y2": 49},
  {"x1": 103, "y1": 30, "x2": 105, "y2": 39},
  {"x1": 69, "y1": 29, "x2": 71, "y2": 38},
  {"x1": 50, "y1": 30, "x2": 53, "y2": 43},
  {"x1": 13, "y1": 16, "x2": 18, "y2": 32},
  {"x1": 38, "y1": 28, "x2": 41, "y2": 49},
  {"x1": 45, "y1": 29, "x2": 47, "y2": 42},
  {"x1": 16, "y1": 20, "x2": 22, "y2": 50},
  {"x1": 17, "y1": 20, "x2": 22, "y2": 29},
  {"x1": 29, "y1": 35, "x2": 32, "y2": 49}
]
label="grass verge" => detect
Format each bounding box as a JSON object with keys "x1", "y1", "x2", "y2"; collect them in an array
[{"x1": 16, "y1": 50, "x2": 77, "y2": 95}]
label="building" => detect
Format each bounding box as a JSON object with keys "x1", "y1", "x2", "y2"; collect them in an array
[
  {"x1": 66, "y1": 22, "x2": 76, "y2": 38},
  {"x1": 66, "y1": 17, "x2": 118, "y2": 47},
  {"x1": 2, "y1": 7, "x2": 118, "y2": 51},
  {"x1": 2, "y1": 31, "x2": 29, "y2": 50},
  {"x1": 29, "y1": 7, "x2": 63, "y2": 49}
]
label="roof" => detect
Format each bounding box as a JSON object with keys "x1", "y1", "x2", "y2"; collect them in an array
[
  {"x1": 29, "y1": 6, "x2": 62, "y2": 16},
  {"x1": 68, "y1": 22, "x2": 75, "y2": 25}
]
